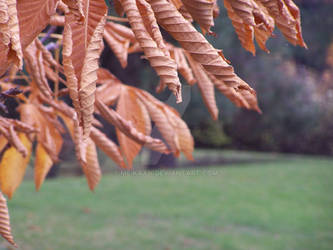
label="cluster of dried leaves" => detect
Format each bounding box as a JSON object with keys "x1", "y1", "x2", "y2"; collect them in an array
[{"x1": 0, "y1": 0, "x2": 306, "y2": 246}]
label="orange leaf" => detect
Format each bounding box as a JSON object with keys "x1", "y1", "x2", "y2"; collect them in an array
[
  {"x1": 34, "y1": 143, "x2": 53, "y2": 191},
  {"x1": 0, "y1": 136, "x2": 7, "y2": 152},
  {"x1": 0, "y1": 133, "x2": 32, "y2": 199},
  {"x1": 96, "y1": 99, "x2": 169, "y2": 167},
  {"x1": 116, "y1": 86, "x2": 147, "y2": 167}
]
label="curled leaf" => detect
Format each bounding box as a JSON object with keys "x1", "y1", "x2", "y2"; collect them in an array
[
  {"x1": 81, "y1": 138, "x2": 101, "y2": 191},
  {"x1": 104, "y1": 22, "x2": 131, "y2": 68},
  {"x1": 150, "y1": 0, "x2": 252, "y2": 93},
  {"x1": 0, "y1": 192, "x2": 16, "y2": 247},
  {"x1": 121, "y1": 0, "x2": 182, "y2": 102},
  {"x1": 90, "y1": 127, "x2": 127, "y2": 169},
  {"x1": 0, "y1": 0, "x2": 22, "y2": 75},
  {"x1": 186, "y1": 53, "x2": 218, "y2": 120},
  {"x1": 96, "y1": 99, "x2": 169, "y2": 166},
  {"x1": 182, "y1": 0, "x2": 215, "y2": 34}
]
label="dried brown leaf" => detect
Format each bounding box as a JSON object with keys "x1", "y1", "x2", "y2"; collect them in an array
[
  {"x1": 137, "y1": 91, "x2": 180, "y2": 155},
  {"x1": 24, "y1": 40, "x2": 53, "y2": 98},
  {"x1": 79, "y1": 16, "x2": 106, "y2": 140},
  {"x1": 182, "y1": 0, "x2": 215, "y2": 34},
  {"x1": 81, "y1": 138, "x2": 101, "y2": 191},
  {"x1": 35, "y1": 39, "x2": 58, "y2": 68},
  {"x1": 0, "y1": 0, "x2": 8, "y2": 24},
  {"x1": 73, "y1": 112, "x2": 86, "y2": 163},
  {"x1": 227, "y1": 0, "x2": 256, "y2": 26},
  {"x1": 224, "y1": 0, "x2": 255, "y2": 55},
  {"x1": 115, "y1": 85, "x2": 147, "y2": 167},
  {"x1": 104, "y1": 22, "x2": 131, "y2": 68},
  {"x1": 164, "y1": 106, "x2": 194, "y2": 160},
  {"x1": 0, "y1": 0, "x2": 22, "y2": 75},
  {"x1": 64, "y1": 0, "x2": 107, "y2": 81},
  {"x1": 49, "y1": 14, "x2": 65, "y2": 26},
  {"x1": 104, "y1": 21, "x2": 136, "y2": 42},
  {"x1": 90, "y1": 127, "x2": 127, "y2": 169},
  {"x1": 186, "y1": 53, "x2": 218, "y2": 120},
  {"x1": 63, "y1": 1, "x2": 107, "y2": 140},
  {"x1": 0, "y1": 192, "x2": 16, "y2": 247},
  {"x1": 168, "y1": 44, "x2": 196, "y2": 85},
  {"x1": 121, "y1": 0, "x2": 182, "y2": 102},
  {"x1": 150, "y1": 0, "x2": 252, "y2": 93},
  {"x1": 257, "y1": 0, "x2": 306, "y2": 48},
  {"x1": 96, "y1": 99, "x2": 169, "y2": 166},
  {"x1": 138, "y1": 90, "x2": 194, "y2": 158},
  {"x1": 62, "y1": 0, "x2": 85, "y2": 23},
  {"x1": 17, "y1": 0, "x2": 59, "y2": 49},
  {"x1": 19, "y1": 103, "x2": 63, "y2": 163},
  {"x1": 137, "y1": 0, "x2": 169, "y2": 56}
]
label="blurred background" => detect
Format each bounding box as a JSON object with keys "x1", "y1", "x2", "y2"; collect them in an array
[{"x1": 6, "y1": 0, "x2": 333, "y2": 249}]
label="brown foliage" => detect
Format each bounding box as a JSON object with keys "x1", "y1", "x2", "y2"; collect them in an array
[{"x1": 0, "y1": 0, "x2": 306, "y2": 246}]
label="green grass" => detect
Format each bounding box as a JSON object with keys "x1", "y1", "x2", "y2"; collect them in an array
[{"x1": 6, "y1": 155, "x2": 333, "y2": 250}]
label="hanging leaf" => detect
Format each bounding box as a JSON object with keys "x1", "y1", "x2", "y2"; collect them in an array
[
  {"x1": 150, "y1": 0, "x2": 254, "y2": 95},
  {"x1": 137, "y1": 91, "x2": 180, "y2": 155},
  {"x1": 186, "y1": 53, "x2": 218, "y2": 120},
  {"x1": 90, "y1": 127, "x2": 127, "y2": 169},
  {"x1": 182, "y1": 0, "x2": 215, "y2": 34},
  {"x1": 226, "y1": 0, "x2": 256, "y2": 26},
  {"x1": 0, "y1": 133, "x2": 32, "y2": 199},
  {"x1": 64, "y1": 0, "x2": 107, "y2": 81},
  {"x1": 96, "y1": 99, "x2": 170, "y2": 166},
  {"x1": 0, "y1": 0, "x2": 22, "y2": 75},
  {"x1": 0, "y1": 136, "x2": 7, "y2": 152},
  {"x1": 164, "y1": 106, "x2": 194, "y2": 160},
  {"x1": 79, "y1": 15, "x2": 106, "y2": 140},
  {"x1": 63, "y1": 1, "x2": 107, "y2": 140},
  {"x1": 17, "y1": 0, "x2": 59, "y2": 49},
  {"x1": 168, "y1": 44, "x2": 196, "y2": 85},
  {"x1": 116, "y1": 86, "x2": 146, "y2": 167},
  {"x1": 224, "y1": 0, "x2": 256, "y2": 55},
  {"x1": 62, "y1": 0, "x2": 85, "y2": 23},
  {"x1": 104, "y1": 22, "x2": 131, "y2": 68},
  {"x1": 0, "y1": 192, "x2": 16, "y2": 247},
  {"x1": 34, "y1": 143, "x2": 53, "y2": 191},
  {"x1": 137, "y1": 90, "x2": 194, "y2": 159},
  {"x1": 137, "y1": 0, "x2": 169, "y2": 56},
  {"x1": 81, "y1": 138, "x2": 101, "y2": 191},
  {"x1": 23, "y1": 40, "x2": 53, "y2": 99},
  {"x1": 121, "y1": 0, "x2": 182, "y2": 102}
]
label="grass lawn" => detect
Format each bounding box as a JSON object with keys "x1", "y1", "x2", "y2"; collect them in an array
[{"x1": 5, "y1": 155, "x2": 333, "y2": 250}]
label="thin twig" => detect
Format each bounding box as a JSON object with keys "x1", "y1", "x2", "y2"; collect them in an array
[
  {"x1": 106, "y1": 16, "x2": 129, "y2": 22},
  {"x1": 39, "y1": 33, "x2": 63, "y2": 40},
  {"x1": 41, "y1": 26, "x2": 57, "y2": 43},
  {"x1": 55, "y1": 41, "x2": 60, "y2": 101}
]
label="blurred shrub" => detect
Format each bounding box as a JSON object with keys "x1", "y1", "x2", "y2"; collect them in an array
[
  {"x1": 224, "y1": 57, "x2": 333, "y2": 155},
  {"x1": 192, "y1": 120, "x2": 231, "y2": 148}
]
